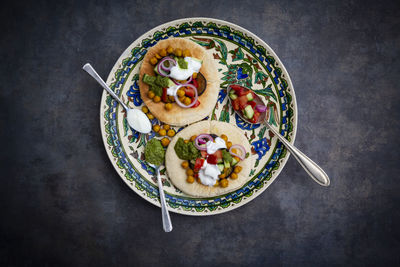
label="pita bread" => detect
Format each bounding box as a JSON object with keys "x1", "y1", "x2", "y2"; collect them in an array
[
  {"x1": 139, "y1": 38, "x2": 219, "y2": 126},
  {"x1": 165, "y1": 121, "x2": 255, "y2": 198}
]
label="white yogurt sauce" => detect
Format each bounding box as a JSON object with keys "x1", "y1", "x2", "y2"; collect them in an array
[
  {"x1": 166, "y1": 84, "x2": 180, "y2": 96},
  {"x1": 127, "y1": 109, "x2": 151, "y2": 133},
  {"x1": 198, "y1": 160, "x2": 221, "y2": 186},
  {"x1": 169, "y1": 57, "x2": 202, "y2": 81},
  {"x1": 206, "y1": 137, "x2": 227, "y2": 154}
]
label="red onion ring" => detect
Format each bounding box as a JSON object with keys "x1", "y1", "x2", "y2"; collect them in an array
[
  {"x1": 229, "y1": 144, "x2": 246, "y2": 160},
  {"x1": 194, "y1": 134, "x2": 214, "y2": 151},
  {"x1": 174, "y1": 84, "x2": 198, "y2": 108},
  {"x1": 159, "y1": 57, "x2": 176, "y2": 71},
  {"x1": 172, "y1": 75, "x2": 192, "y2": 86},
  {"x1": 255, "y1": 105, "x2": 267, "y2": 113}
]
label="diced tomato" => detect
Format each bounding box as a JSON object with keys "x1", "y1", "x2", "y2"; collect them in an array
[
  {"x1": 194, "y1": 173, "x2": 199, "y2": 178},
  {"x1": 250, "y1": 111, "x2": 261, "y2": 123},
  {"x1": 194, "y1": 158, "x2": 204, "y2": 171},
  {"x1": 213, "y1": 150, "x2": 222, "y2": 160},
  {"x1": 207, "y1": 154, "x2": 218, "y2": 164},
  {"x1": 192, "y1": 77, "x2": 198, "y2": 89},
  {"x1": 237, "y1": 88, "x2": 249, "y2": 96},
  {"x1": 248, "y1": 101, "x2": 257, "y2": 108},
  {"x1": 162, "y1": 88, "x2": 168, "y2": 102},
  {"x1": 232, "y1": 98, "x2": 240, "y2": 111},
  {"x1": 230, "y1": 84, "x2": 243, "y2": 93},
  {"x1": 238, "y1": 95, "x2": 249, "y2": 109},
  {"x1": 184, "y1": 87, "x2": 195, "y2": 97},
  {"x1": 191, "y1": 99, "x2": 200, "y2": 108},
  {"x1": 200, "y1": 150, "x2": 208, "y2": 158}
]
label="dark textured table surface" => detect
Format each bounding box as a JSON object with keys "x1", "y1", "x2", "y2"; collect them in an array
[{"x1": 1, "y1": 0, "x2": 399, "y2": 266}]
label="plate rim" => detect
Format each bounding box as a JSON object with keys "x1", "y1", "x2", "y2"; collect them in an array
[{"x1": 99, "y1": 17, "x2": 298, "y2": 216}]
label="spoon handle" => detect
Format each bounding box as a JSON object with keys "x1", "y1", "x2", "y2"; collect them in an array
[
  {"x1": 155, "y1": 167, "x2": 173, "y2": 232},
  {"x1": 82, "y1": 63, "x2": 129, "y2": 111},
  {"x1": 265, "y1": 121, "x2": 330, "y2": 186}
]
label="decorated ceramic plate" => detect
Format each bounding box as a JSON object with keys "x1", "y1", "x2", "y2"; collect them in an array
[{"x1": 100, "y1": 18, "x2": 297, "y2": 215}]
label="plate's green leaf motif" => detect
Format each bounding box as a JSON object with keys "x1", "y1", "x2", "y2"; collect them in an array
[
  {"x1": 122, "y1": 57, "x2": 130, "y2": 66},
  {"x1": 154, "y1": 31, "x2": 164, "y2": 39},
  {"x1": 137, "y1": 134, "x2": 146, "y2": 148},
  {"x1": 162, "y1": 178, "x2": 171, "y2": 187},
  {"x1": 275, "y1": 67, "x2": 282, "y2": 78},
  {"x1": 255, "y1": 71, "x2": 269, "y2": 87},
  {"x1": 268, "y1": 105, "x2": 278, "y2": 127},
  {"x1": 249, "y1": 169, "x2": 256, "y2": 176},
  {"x1": 253, "y1": 84, "x2": 277, "y2": 102},
  {"x1": 214, "y1": 38, "x2": 228, "y2": 65},
  {"x1": 131, "y1": 47, "x2": 140, "y2": 57},
  {"x1": 258, "y1": 126, "x2": 267, "y2": 140},
  {"x1": 192, "y1": 21, "x2": 203, "y2": 27},
  {"x1": 123, "y1": 117, "x2": 129, "y2": 136},
  {"x1": 166, "y1": 26, "x2": 176, "y2": 33},
  {"x1": 281, "y1": 78, "x2": 288, "y2": 89},
  {"x1": 229, "y1": 47, "x2": 244, "y2": 62},
  {"x1": 117, "y1": 159, "x2": 124, "y2": 169},
  {"x1": 190, "y1": 37, "x2": 215, "y2": 49},
  {"x1": 218, "y1": 109, "x2": 230, "y2": 123},
  {"x1": 220, "y1": 25, "x2": 231, "y2": 32},
  {"x1": 266, "y1": 55, "x2": 275, "y2": 65},
  {"x1": 207, "y1": 206, "x2": 218, "y2": 211},
  {"x1": 179, "y1": 22, "x2": 190, "y2": 29},
  {"x1": 206, "y1": 22, "x2": 217, "y2": 28}
]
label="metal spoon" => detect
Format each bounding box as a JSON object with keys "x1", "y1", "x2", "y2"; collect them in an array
[
  {"x1": 227, "y1": 84, "x2": 330, "y2": 186},
  {"x1": 83, "y1": 63, "x2": 151, "y2": 134},
  {"x1": 148, "y1": 163, "x2": 173, "y2": 232}
]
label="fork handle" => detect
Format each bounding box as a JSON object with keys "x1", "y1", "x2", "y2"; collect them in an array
[
  {"x1": 265, "y1": 121, "x2": 330, "y2": 186},
  {"x1": 156, "y1": 168, "x2": 173, "y2": 232}
]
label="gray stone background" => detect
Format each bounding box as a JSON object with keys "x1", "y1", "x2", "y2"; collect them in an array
[{"x1": 1, "y1": 0, "x2": 399, "y2": 266}]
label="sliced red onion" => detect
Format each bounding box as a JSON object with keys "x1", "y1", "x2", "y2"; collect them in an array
[
  {"x1": 174, "y1": 84, "x2": 198, "y2": 108},
  {"x1": 229, "y1": 144, "x2": 246, "y2": 160},
  {"x1": 157, "y1": 62, "x2": 169, "y2": 77},
  {"x1": 194, "y1": 134, "x2": 214, "y2": 151},
  {"x1": 159, "y1": 57, "x2": 176, "y2": 71},
  {"x1": 172, "y1": 75, "x2": 192, "y2": 86},
  {"x1": 255, "y1": 104, "x2": 267, "y2": 113}
]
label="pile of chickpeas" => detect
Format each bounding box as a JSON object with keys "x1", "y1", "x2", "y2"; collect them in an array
[
  {"x1": 180, "y1": 134, "x2": 243, "y2": 188},
  {"x1": 147, "y1": 46, "x2": 198, "y2": 110},
  {"x1": 141, "y1": 106, "x2": 176, "y2": 147}
]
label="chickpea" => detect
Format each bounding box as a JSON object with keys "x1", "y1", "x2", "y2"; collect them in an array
[
  {"x1": 168, "y1": 95, "x2": 175, "y2": 102},
  {"x1": 181, "y1": 161, "x2": 189, "y2": 169},
  {"x1": 230, "y1": 173, "x2": 238, "y2": 180},
  {"x1": 159, "y1": 129, "x2": 167, "y2": 136},
  {"x1": 163, "y1": 124, "x2": 170, "y2": 130},
  {"x1": 153, "y1": 96, "x2": 161, "y2": 103},
  {"x1": 167, "y1": 46, "x2": 174, "y2": 54},
  {"x1": 213, "y1": 181, "x2": 220, "y2": 187},
  {"x1": 155, "y1": 53, "x2": 162, "y2": 59},
  {"x1": 178, "y1": 96, "x2": 186, "y2": 103},
  {"x1": 150, "y1": 57, "x2": 158, "y2": 65},
  {"x1": 186, "y1": 169, "x2": 194, "y2": 176},
  {"x1": 183, "y1": 49, "x2": 191, "y2": 57},
  {"x1": 159, "y1": 48, "x2": 167, "y2": 57},
  {"x1": 219, "y1": 173, "x2": 226, "y2": 179},
  {"x1": 161, "y1": 137, "x2": 170, "y2": 147},
  {"x1": 165, "y1": 103, "x2": 172, "y2": 110},
  {"x1": 141, "y1": 106, "x2": 149, "y2": 113},
  {"x1": 167, "y1": 129, "x2": 176, "y2": 137},
  {"x1": 184, "y1": 140, "x2": 189, "y2": 144},
  {"x1": 177, "y1": 89, "x2": 185, "y2": 97},
  {"x1": 153, "y1": 125, "x2": 160, "y2": 132},
  {"x1": 190, "y1": 135, "x2": 197, "y2": 142},
  {"x1": 231, "y1": 148, "x2": 237, "y2": 154},
  {"x1": 220, "y1": 179, "x2": 229, "y2": 188},
  {"x1": 220, "y1": 134, "x2": 228, "y2": 142},
  {"x1": 234, "y1": 166, "x2": 243, "y2": 173},
  {"x1": 187, "y1": 176, "x2": 195, "y2": 184},
  {"x1": 175, "y1": 48, "x2": 182, "y2": 57},
  {"x1": 196, "y1": 177, "x2": 201, "y2": 183},
  {"x1": 147, "y1": 113, "x2": 154, "y2": 120},
  {"x1": 234, "y1": 156, "x2": 240, "y2": 162},
  {"x1": 226, "y1": 141, "x2": 232, "y2": 149},
  {"x1": 148, "y1": 91, "x2": 155, "y2": 99},
  {"x1": 192, "y1": 72, "x2": 198, "y2": 79},
  {"x1": 183, "y1": 97, "x2": 192, "y2": 106}
]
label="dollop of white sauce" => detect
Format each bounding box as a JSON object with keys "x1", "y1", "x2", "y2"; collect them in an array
[
  {"x1": 198, "y1": 160, "x2": 221, "y2": 186},
  {"x1": 127, "y1": 109, "x2": 151, "y2": 134},
  {"x1": 206, "y1": 137, "x2": 227, "y2": 154},
  {"x1": 166, "y1": 84, "x2": 179, "y2": 96},
  {"x1": 169, "y1": 57, "x2": 202, "y2": 81}
]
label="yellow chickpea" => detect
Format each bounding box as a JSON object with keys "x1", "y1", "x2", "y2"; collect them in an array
[
  {"x1": 178, "y1": 96, "x2": 186, "y2": 103},
  {"x1": 226, "y1": 141, "x2": 232, "y2": 149},
  {"x1": 190, "y1": 135, "x2": 197, "y2": 142},
  {"x1": 150, "y1": 57, "x2": 158, "y2": 65},
  {"x1": 148, "y1": 91, "x2": 155, "y2": 99},
  {"x1": 183, "y1": 97, "x2": 192, "y2": 105},
  {"x1": 153, "y1": 125, "x2": 160, "y2": 132},
  {"x1": 219, "y1": 173, "x2": 226, "y2": 179},
  {"x1": 192, "y1": 72, "x2": 198, "y2": 79},
  {"x1": 196, "y1": 177, "x2": 201, "y2": 183},
  {"x1": 161, "y1": 137, "x2": 170, "y2": 147},
  {"x1": 167, "y1": 46, "x2": 174, "y2": 54},
  {"x1": 234, "y1": 166, "x2": 243, "y2": 173},
  {"x1": 220, "y1": 134, "x2": 228, "y2": 142},
  {"x1": 230, "y1": 173, "x2": 238, "y2": 180},
  {"x1": 163, "y1": 124, "x2": 170, "y2": 130},
  {"x1": 177, "y1": 89, "x2": 185, "y2": 97},
  {"x1": 159, "y1": 48, "x2": 167, "y2": 57},
  {"x1": 159, "y1": 129, "x2": 167, "y2": 136},
  {"x1": 167, "y1": 129, "x2": 175, "y2": 137},
  {"x1": 165, "y1": 103, "x2": 172, "y2": 110},
  {"x1": 184, "y1": 140, "x2": 189, "y2": 144},
  {"x1": 168, "y1": 95, "x2": 175, "y2": 102},
  {"x1": 186, "y1": 169, "x2": 194, "y2": 176},
  {"x1": 213, "y1": 181, "x2": 220, "y2": 187},
  {"x1": 187, "y1": 176, "x2": 195, "y2": 183},
  {"x1": 153, "y1": 96, "x2": 161, "y2": 103},
  {"x1": 181, "y1": 161, "x2": 189, "y2": 169},
  {"x1": 231, "y1": 148, "x2": 238, "y2": 154},
  {"x1": 141, "y1": 106, "x2": 149, "y2": 113},
  {"x1": 147, "y1": 113, "x2": 154, "y2": 120},
  {"x1": 155, "y1": 53, "x2": 162, "y2": 59},
  {"x1": 175, "y1": 48, "x2": 182, "y2": 57},
  {"x1": 220, "y1": 179, "x2": 229, "y2": 188},
  {"x1": 183, "y1": 49, "x2": 191, "y2": 57}
]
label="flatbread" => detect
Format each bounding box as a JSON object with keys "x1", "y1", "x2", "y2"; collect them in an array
[
  {"x1": 139, "y1": 38, "x2": 219, "y2": 126},
  {"x1": 165, "y1": 121, "x2": 255, "y2": 198}
]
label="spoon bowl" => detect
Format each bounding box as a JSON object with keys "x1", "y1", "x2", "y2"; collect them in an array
[{"x1": 226, "y1": 84, "x2": 330, "y2": 187}]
